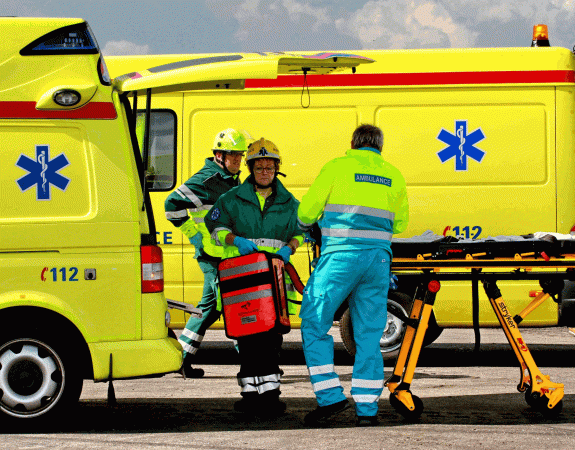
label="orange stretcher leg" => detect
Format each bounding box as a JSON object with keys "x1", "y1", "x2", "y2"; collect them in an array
[
  {"x1": 513, "y1": 291, "x2": 551, "y2": 324},
  {"x1": 482, "y1": 279, "x2": 564, "y2": 415},
  {"x1": 386, "y1": 279, "x2": 440, "y2": 420}
]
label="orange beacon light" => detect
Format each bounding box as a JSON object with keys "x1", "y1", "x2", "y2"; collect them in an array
[{"x1": 532, "y1": 24, "x2": 550, "y2": 47}]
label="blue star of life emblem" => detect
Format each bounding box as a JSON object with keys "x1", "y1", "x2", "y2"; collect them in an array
[
  {"x1": 258, "y1": 148, "x2": 269, "y2": 156},
  {"x1": 437, "y1": 121, "x2": 486, "y2": 171},
  {"x1": 16, "y1": 145, "x2": 70, "y2": 200}
]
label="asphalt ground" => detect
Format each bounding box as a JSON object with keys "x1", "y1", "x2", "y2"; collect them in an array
[{"x1": 2, "y1": 327, "x2": 575, "y2": 450}]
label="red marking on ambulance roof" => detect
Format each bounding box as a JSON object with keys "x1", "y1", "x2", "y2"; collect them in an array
[
  {"x1": 245, "y1": 70, "x2": 575, "y2": 88},
  {"x1": 0, "y1": 102, "x2": 117, "y2": 119},
  {"x1": 301, "y1": 52, "x2": 372, "y2": 60}
]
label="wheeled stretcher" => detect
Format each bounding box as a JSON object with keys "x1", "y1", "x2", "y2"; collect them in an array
[{"x1": 385, "y1": 236, "x2": 575, "y2": 419}]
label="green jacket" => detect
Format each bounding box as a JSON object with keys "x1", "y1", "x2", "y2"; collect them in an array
[
  {"x1": 205, "y1": 175, "x2": 303, "y2": 311},
  {"x1": 164, "y1": 157, "x2": 240, "y2": 259}
]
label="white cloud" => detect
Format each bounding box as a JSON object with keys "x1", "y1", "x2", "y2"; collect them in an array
[
  {"x1": 101, "y1": 40, "x2": 150, "y2": 56},
  {"x1": 282, "y1": 0, "x2": 331, "y2": 31},
  {"x1": 336, "y1": 0, "x2": 477, "y2": 49},
  {"x1": 233, "y1": 0, "x2": 334, "y2": 43}
]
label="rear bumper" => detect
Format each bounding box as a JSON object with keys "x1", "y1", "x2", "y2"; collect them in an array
[{"x1": 89, "y1": 337, "x2": 183, "y2": 381}]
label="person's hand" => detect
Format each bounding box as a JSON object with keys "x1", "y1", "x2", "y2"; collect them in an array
[
  {"x1": 188, "y1": 232, "x2": 203, "y2": 259},
  {"x1": 233, "y1": 236, "x2": 258, "y2": 255},
  {"x1": 303, "y1": 231, "x2": 316, "y2": 243},
  {"x1": 276, "y1": 246, "x2": 292, "y2": 263}
]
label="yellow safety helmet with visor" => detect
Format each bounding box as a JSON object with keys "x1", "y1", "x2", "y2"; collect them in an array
[
  {"x1": 246, "y1": 137, "x2": 282, "y2": 164},
  {"x1": 212, "y1": 128, "x2": 252, "y2": 154}
]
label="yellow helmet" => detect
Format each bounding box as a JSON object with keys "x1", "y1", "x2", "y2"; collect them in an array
[
  {"x1": 212, "y1": 128, "x2": 252, "y2": 153},
  {"x1": 246, "y1": 137, "x2": 281, "y2": 163}
]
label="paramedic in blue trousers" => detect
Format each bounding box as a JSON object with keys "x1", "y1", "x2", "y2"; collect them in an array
[
  {"x1": 164, "y1": 128, "x2": 250, "y2": 378},
  {"x1": 205, "y1": 137, "x2": 304, "y2": 416},
  {"x1": 297, "y1": 124, "x2": 409, "y2": 427}
]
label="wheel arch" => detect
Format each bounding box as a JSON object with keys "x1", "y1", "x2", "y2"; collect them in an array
[{"x1": 0, "y1": 305, "x2": 94, "y2": 379}]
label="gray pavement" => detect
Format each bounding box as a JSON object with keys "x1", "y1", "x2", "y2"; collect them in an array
[{"x1": 2, "y1": 327, "x2": 575, "y2": 450}]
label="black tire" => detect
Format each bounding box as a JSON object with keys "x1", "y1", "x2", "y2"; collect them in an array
[
  {"x1": 525, "y1": 387, "x2": 564, "y2": 416},
  {"x1": 389, "y1": 392, "x2": 424, "y2": 421},
  {"x1": 0, "y1": 328, "x2": 83, "y2": 420},
  {"x1": 339, "y1": 290, "x2": 443, "y2": 359}
]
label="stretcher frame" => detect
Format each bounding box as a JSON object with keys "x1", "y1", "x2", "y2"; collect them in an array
[{"x1": 385, "y1": 239, "x2": 575, "y2": 420}]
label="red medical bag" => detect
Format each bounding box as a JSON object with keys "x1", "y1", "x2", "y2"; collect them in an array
[{"x1": 218, "y1": 252, "x2": 291, "y2": 339}]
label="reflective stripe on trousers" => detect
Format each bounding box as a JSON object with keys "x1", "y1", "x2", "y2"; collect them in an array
[
  {"x1": 238, "y1": 373, "x2": 281, "y2": 394},
  {"x1": 178, "y1": 329, "x2": 203, "y2": 356},
  {"x1": 301, "y1": 248, "x2": 390, "y2": 416},
  {"x1": 351, "y1": 378, "x2": 384, "y2": 406}
]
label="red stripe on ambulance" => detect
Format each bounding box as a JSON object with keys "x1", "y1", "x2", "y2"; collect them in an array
[
  {"x1": 246, "y1": 70, "x2": 575, "y2": 88},
  {"x1": 0, "y1": 101, "x2": 117, "y2": 119}
]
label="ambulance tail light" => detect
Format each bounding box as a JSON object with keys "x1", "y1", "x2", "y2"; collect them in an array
[
  {"x1": 141, "y1": 245, "x2": 164, "y2": 293},
  {"x1": 570, "y1": 224, "x2": 575, "y2": 236},
  {"x1": 98, "y1": 56, "x2": 112, "y2": 86},
  {"x1": 531, "y1": 24, "x2": 550, "y2": 47}
]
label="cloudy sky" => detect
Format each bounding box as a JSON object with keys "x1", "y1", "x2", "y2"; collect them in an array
[{"x1": 2, "y1": 0, "x2": 575, "y2": 55}]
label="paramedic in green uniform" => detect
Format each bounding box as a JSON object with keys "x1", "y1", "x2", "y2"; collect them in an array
[
  {"x1": 205, "y1": 137, "x2": 303, "y2": 416},
  {"x1": 164, "y1": 128, "x2": 250, "y2": 378}
]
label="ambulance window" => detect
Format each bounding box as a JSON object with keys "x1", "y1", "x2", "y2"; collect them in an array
[{"x1": 135, "y1": 110, "x2": 177, "y2": 191}]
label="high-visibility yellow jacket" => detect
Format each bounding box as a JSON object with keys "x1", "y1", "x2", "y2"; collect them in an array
[{"x1": 297, "y1": 147, "x2": 409, "y2": 255}]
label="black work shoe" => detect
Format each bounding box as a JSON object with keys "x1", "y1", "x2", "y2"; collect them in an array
[
  {"x1": 234, "y1": 398, "x2": 257, "y2": 413},
  {"x1": 262, "y1": 399, "x2": 287, "y2": 416},
  {"x1": 183, "y1": 365, "x2": 205, "y2": 378},
  {"x1": 303, "y1": 399, "x2": 351, "y2": 426},
  {"x1": 356, "y1": 416, "x2": 379, "y2": 427}
]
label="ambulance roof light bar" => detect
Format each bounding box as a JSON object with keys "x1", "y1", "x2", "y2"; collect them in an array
[{"x1": 531, "y1": 24, "x2": 550, "y2": 47}]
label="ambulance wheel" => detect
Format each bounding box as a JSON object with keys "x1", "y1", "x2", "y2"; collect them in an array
[
  {"x1": 340, "y1": 291, "x2": 443, "y2": 358},
  {"x1": 0, "y1": 330, "x2": 83, "y2": 421},
  {"x1": 389, "y1": 392, "x2": 423, "y2": 421}
]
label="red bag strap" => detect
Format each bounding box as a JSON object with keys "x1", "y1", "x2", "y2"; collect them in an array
[{"x1": 285, "y1": 262, "x2": 305, "y2": 295}]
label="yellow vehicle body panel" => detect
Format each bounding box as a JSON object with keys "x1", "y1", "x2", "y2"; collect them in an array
[
  {"x1": 89, "y1": 338, "x2": 182, "y2": 381},
  {"x1": 2, "y1": 17, "x2": 378, "y2": 401},
  {"x1": 107, "y1": 45, "x2": 575, "y2": 329}
]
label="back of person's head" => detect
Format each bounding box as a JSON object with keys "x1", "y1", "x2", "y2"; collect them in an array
[{"x1": 351, "y1": 124, "x2": 383, "y2": 152}]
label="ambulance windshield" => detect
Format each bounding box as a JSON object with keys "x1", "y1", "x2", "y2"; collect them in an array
[{"x1": 20, "y1": 22, "x2": 99, "y2": 55}]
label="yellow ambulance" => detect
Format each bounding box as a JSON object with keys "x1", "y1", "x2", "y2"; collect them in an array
[
  {"x1": 106, "y1": 25, "x2": 575, "y2": 356},
  {"x1": 0, "y1": 17, "x2": 367, "y2": 420}
]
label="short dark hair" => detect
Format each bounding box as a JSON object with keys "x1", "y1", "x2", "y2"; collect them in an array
[{"x1": 351, "y1": 124, "x2": 383, "y2": 151}]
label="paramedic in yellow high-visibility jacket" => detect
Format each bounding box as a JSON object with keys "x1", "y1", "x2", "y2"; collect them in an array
[{"x1": 297, "y1": 124, "x2": 408, "y2": 427}]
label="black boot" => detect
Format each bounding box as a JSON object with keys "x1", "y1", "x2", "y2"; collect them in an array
[
  {"x1": 258, "y1": 389, "x2": 286, "y2": 416},
  {"x1": 181, "y1": 354, "x2": 204, "y2": 378},
  {"x1": 234, "y1": 392, "x2": 259, "y2": 414},
  {"x1": 183, "y1": 365, "x2": 205, "y2": 378}
]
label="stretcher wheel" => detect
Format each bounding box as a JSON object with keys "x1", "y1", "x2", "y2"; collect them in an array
[
  {"x1": 542, "y1": 399, "x2": 563, "y2": 417},
  {"x1": 524, "y1": 386, "x2": 537, "y2": 408},
  {"x1": 389, "y1": 392, "x2": 423, "y2": 421},
  {"x1": 340, "y1": 291, "x2": 443, "y2": 358},
  {"x1": 525, "y1": 388, "x2": 563, "y2": 416}
]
